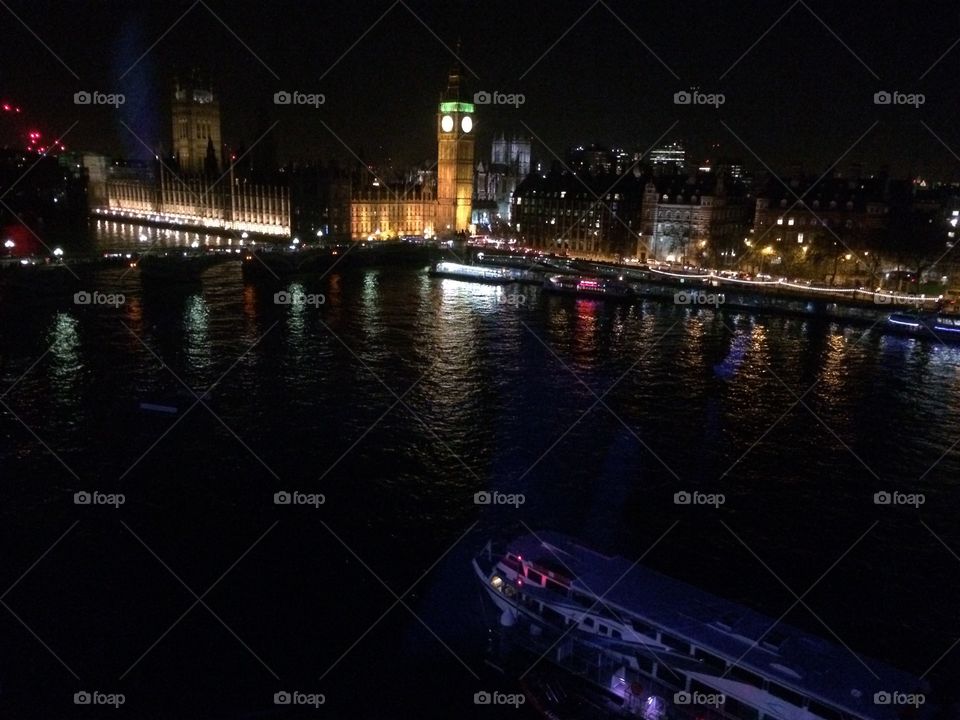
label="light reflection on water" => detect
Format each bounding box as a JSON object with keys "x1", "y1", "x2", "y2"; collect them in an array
[{"x1": 1, "y1": 222, "x2": 959, "y2": 689}]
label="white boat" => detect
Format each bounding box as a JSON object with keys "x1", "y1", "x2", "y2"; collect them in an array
[{"x1": 474, "y1": 532, "x2": 931, "y2": 720}]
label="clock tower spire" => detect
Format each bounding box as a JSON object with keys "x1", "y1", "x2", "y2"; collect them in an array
[{"x1": 436, "y1": 51, "x2": 475, "y2": 234}]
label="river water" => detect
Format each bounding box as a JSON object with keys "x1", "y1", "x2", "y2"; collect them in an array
[{"x1": 1, "y1": 221, "x2": 958, "y2": 718}]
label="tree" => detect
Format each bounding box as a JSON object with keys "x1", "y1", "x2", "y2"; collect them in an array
[{"x1": 878, "y1": 207, "x2": 946, "y2": 292}]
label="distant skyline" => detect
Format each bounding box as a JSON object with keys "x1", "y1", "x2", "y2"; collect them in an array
[{"x1": 3, "y1": 0, "x2": 960, "y2": 178}]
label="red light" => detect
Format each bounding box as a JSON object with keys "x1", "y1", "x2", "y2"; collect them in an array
[{"x1": 2, "y1": 104, "x2": 9, "y2": 111}]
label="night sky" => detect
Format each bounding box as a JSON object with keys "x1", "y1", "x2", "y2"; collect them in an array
[{"x1": 3, "y1": 0, "x2": 960, "y2": 178}]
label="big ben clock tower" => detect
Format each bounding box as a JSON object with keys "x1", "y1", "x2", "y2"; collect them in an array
[{"x1": 436, "y1": 59, "x2": 475, "y2": 234}]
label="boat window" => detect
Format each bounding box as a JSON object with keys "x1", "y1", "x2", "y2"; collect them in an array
[
  {"x1": 629, "y1": 619, "x2": 654, "y2": 636},
  {"x1": 694, "y1": 648, "x2": 727, "y2": 671},
  {"x1": 728, "y1": 666, "x2": 763, "y2": 688},
  {"x1": 611, "y1": 629, "x2": 622, "y2": 640},
  {"x1": 636, "y1": 656, "x2": 654, "y2": 673},
  {"x1": 768, "y1": 684, "x2": 805, "y2": 708},
  {"x1": 582, "y1": 616, "x2": 594, "y2": 628},
  {"x1": 598, "y1": 625, "x2": 609, "y2": 636},
  {"x1": 660, "y1": 633, "x2": 691, "y2": 654},
  {"x1": 653, "y1": 663, "x2": 683, "y2": 688},
  {"x1": 541, "y1": 606, "x2": 565, "y2": 626},
  {"x1": 503, "y1": 556, "x2": 522, "y2": 572},
  {"x1": 724, "y1": 695, "x2": 760, "y2": 720},
  {"x1": 526, "y1": 568, "x2": 544, "y2": 585},
  {"x1": 545, "y1": 579, "x2": 568, "y2": 595}
]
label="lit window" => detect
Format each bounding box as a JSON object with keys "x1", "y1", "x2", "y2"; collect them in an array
[
  {"x1": 776, "y1": 218, "x2": 783, "y2": 225},
  {"x1": 787, "y1": 218, "x2": 794, "y2": 226},
  {"x1": 798, "y1": 233, "x2": 804, "y2": 243}
]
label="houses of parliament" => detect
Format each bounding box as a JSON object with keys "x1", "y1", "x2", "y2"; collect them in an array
[{"x1": 96, "y1": 62, "x2": 533, "y2": 241}]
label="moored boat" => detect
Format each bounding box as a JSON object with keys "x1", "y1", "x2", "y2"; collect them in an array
[
  {"x1": 474, "y1": 532, "x2": 931, "y2": 720},
  {"x1": 543, "y1": 274, "x2": 633, "y2": 299},
  {"x1": 887, "y1": 312, "x2": 960, "y2": 342}
]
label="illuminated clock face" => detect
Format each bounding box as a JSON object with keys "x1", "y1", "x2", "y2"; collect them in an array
[
  {"x1": 461, "y1": 115, "x2": 473, "y2": 133},
  {"x1": 441, "y1": 115, "x2": 454, "y2": 133}
]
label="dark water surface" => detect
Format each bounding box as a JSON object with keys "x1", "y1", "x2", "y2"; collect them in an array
[{"x1": 1, "y1": 224, "x2": 959, "y2": 718}]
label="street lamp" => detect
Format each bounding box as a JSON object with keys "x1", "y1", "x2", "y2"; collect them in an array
[{"x1": 759, "y1": 245, "x2": 774, "y2": 275}]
